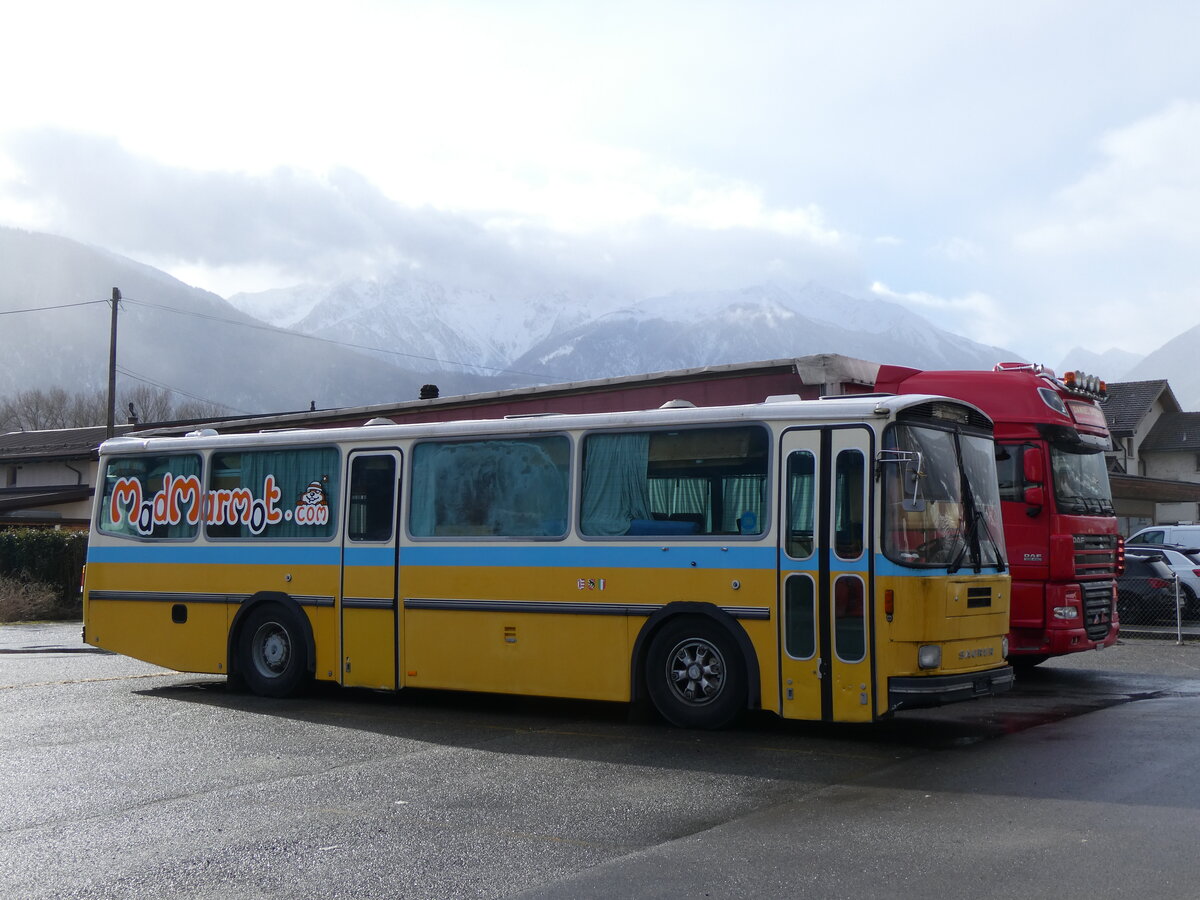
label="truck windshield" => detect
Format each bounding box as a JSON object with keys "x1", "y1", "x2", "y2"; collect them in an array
[
  {"x1": 882, "y1": 423, "x2": 1007, "y2": 571},
  {"x1": 1050, "y1": 446, "x2": 1114, "y2": 515}
]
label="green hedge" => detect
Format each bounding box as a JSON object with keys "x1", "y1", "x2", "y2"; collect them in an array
[{"x1": 0, "y1": 528, "x2": 88, "y2": 604}]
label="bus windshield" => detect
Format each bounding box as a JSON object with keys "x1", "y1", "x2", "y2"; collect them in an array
[
  {"x1": 1050, "y1": 446, "x2": 1114, "y2": 515},
  {"x1": 883, "y1": 424, "x2": 1007, "y2": 571}
]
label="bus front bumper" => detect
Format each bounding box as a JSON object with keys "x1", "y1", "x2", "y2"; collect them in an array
[{"x1": 888, "y1": 666, "x2": 1014, "y2": 711}]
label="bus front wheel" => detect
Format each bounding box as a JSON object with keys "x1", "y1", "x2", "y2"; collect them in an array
[
  {"x1": 645, "y1": 617, "x2": 746, "y2": 729},
  {"x1": 236, "y1": 602, "x2": 312, "y2": 698}
]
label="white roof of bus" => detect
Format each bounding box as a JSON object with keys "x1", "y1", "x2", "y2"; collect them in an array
[{"x1": 98, "y1": 393, "x2": 990, "y2": 456}]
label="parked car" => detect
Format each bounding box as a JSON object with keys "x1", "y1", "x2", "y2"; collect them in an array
[
  {"x1": 1127, "y1": 524, "x2": 1200, "y2": 547},
  {"x1": 1116, "y1": 551, "x2": 1181, "y2": 624},
  {"x1": 1125, "y1": 543, "x2": 1200, "y2": 618}
]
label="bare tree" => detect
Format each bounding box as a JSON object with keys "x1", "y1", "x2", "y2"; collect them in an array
[
  {"x1": 67, "y1": 389, "x2": 108, "y2": 428},
  {"x1": 0, "y1": 387, "x2": 75, "y2": 431},
  {"x1": 0, "y1": 385, "x2": 230, "y2": 431},
  {"x1": 172, "y1": 399, "x2": 228, "y2": 422},
  {"x1": 122, "y1": 385, "x2": 176, "y2": 425}
]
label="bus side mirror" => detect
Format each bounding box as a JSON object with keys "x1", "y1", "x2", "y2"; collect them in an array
[
  {"x1": 1023, "y1": 450, "x2": 1043, "y2": 484},
  {"x1": 1023, "y1": 485, "x2": 1045, "y2": 516},
  {"x1": 902, "y1": 460, "x2": 926, "y2": 511}
]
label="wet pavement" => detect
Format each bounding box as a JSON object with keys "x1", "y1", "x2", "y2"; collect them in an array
[{"x1": 3, "y1": 622, "x2": 1200, "y2": 899}]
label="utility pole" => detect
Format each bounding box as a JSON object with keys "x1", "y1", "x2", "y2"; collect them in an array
[{"x1": 106, "y1": 287, "x2": 121, "y2": 438}]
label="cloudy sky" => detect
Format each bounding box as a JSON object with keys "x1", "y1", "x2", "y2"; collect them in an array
[{"x1": 2, "y1": 0, "x2": 1198, "y2": 367}]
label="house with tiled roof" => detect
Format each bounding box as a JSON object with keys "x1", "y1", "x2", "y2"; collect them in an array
[
  {"x1": 1102, "y1": 380, "x2": 1180, "y2": 476},
  {"x1": 1102, "y1": 380, "x2": 1200, "y2": 531},
  {"x1": 1138, "y1": 411, "x2": 1200, "y2": 523},
  {"x1": 0, "y1": 425, "x2": 134, "y2": 528}
]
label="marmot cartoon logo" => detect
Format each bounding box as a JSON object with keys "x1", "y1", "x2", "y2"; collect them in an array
[
  {"x1": 292, "y1": 476, "x2": 331, "y2": 526},
  {"x1": 298, "y1": 479, "x2": 328, "y2": 508}
]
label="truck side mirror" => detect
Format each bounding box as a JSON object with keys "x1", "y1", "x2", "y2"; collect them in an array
[
  {"x1": 1023, "y1": 485, "x2": 1045, "y2": 516},
  {"x1": 1022, "y1": 449, "x2": 1043, "y2": 484}
]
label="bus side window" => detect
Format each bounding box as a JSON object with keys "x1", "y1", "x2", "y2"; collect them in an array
[
  {"x1": 834, "y1": 449, "x2": 864, "y2": 560},
  {"x1": 580, "y1": 426, "x2": 768, "y2": 537},
  {"x1": 409, "y1": 436, "x2": 569, "y2": 538},
  {"x1": 786, "y1": 451, "x2": 815, "y2": 559},
  {"x1": 98, "y1": 453, "x2": 202, "y2": 539},
  {"x1": 206, "y1": 447, "x2": 340, "y2": 540},
  {"x1": 348, "y1": 456, "x2": 396, "y2": 542}
]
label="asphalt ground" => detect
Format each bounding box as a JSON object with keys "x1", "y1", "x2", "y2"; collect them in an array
[{"x1": 3, "y1": 622, "x2": 1200, "y2": 899}]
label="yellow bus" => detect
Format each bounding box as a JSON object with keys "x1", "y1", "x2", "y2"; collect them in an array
[{"x1": 83, "y1": 394, "x2": 1012, "y2": 728}]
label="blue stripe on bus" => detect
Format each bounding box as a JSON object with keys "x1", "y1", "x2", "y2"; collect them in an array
[
  {"x1": 87, "y1": 545, "x2": 343, "y2": 566},
  {"x1": 86, "y1": 543, "x2": 1001, "y2": 575},
  {"x1": 400, "y1": 545, "x2": 778, "y2": 569},
  {"x1": 88, "y1": 543, "x2": 778, "y2": 570}
]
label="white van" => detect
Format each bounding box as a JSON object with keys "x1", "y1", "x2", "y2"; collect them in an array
[{"x1": 1127, "y1": 524, "x2": 1200, "y2": 548}]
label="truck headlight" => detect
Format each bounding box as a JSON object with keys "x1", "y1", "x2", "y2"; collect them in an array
[
  {"x1": 917, "y1": 645, "x2": 941, "y2": 669},
  {"x1": 1052, "y1": 606, "x2": 1079, "y2": 620}
]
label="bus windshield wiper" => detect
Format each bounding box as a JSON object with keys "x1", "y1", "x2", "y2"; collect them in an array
[{"x1": 947, "y1": 504, "x2": 1006, "y2": 574}]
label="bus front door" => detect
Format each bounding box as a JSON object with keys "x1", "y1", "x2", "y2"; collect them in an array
[
  {"x1": 779, "y1": 427, "x2": 875, "y2": 722},
  {"x1": 340, "y1": 449, "x2": 402, "y2": 690}
]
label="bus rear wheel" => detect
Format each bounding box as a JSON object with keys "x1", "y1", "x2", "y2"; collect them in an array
[
  {"x1": 645, "y1": 617, "x2": 745, "y2": 729},
  {"x1": 237, "y1": 602, "x2": 312, "y2": 698}
]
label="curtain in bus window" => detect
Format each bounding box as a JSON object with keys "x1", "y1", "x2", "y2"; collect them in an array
[
  {"x1": 721, "y1": 475, "x2": 765, "y2": 534},
  {"x1": 648, "y1": 477, "x2": 708, "y2": 526},
  {"x1": 239, "y1": 448, "x2": 339, "y2": 539},
  {"x1": 580, "y1": 433, "x2": 652, "y2": 535},
  {"x1": 787, "y1": 452, "x2": 815, "y2": 558},
  {"x1": 409, "y1": 438, "x2": 568, "y2": 537}
]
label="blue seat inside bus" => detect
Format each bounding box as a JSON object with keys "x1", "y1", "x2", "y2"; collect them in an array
[{"x1": 627, "y1": 518, "x2": 699, "y2": 535}]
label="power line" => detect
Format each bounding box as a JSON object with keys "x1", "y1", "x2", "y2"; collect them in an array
[
  {"x1": 0, "y1": 299, "x2": 108, "y2": 316},
  {"x1": 115, "y1": 365, "x2": 253, "y2": 415},
  {"x1": 121, "y1": 298, "x2": 561, "y2": 381}
]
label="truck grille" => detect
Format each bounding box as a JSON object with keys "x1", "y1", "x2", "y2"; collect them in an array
[
  {"x1": 1081, "y1": 580, "x2": 1114, "y2": 641},
  {"x1": 1074, "y1": 534, "x2": 1119, "y2": 578}
]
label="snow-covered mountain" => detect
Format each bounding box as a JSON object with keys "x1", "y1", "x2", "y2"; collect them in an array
[
  {"x1": 236, "y1": 278, "x2": 1022, "y2": 385},
  {"x1": 232, "y1": 276, "x2": 629, "y2": 379},
  {"x1": 514, "y1": 282, "x2": 1020, "y2": 379}
]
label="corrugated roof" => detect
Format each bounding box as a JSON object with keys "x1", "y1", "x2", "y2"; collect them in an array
[
  {"x1": 1101, "y1": 380, "x2": 1178, "y2": 436},
  {"x1": 0, "y1": 425, "x2": 135, "y2": 462}
]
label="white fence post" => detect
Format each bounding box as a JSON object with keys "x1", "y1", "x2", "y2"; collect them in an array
[{"x1": 1176, "y1": 574, "x2": 1184, "y2": 645}]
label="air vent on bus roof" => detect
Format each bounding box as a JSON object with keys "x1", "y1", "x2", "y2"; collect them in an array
[
  {"x1": 659, "y1": 399, "x2": 697, "y2": 408},
  {"x1": 185, "y1": 428, "x2": 219, "y2": 437},
  {"x1": 365, "y1": 417, "x2": 397, "y2": 426},
  {"x1": 764, "y1": 394, "x2": 802, "y2": 403}
]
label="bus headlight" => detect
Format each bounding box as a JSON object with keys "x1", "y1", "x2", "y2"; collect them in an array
[
  {"x1": 917, "y1": 645, "x2": 941, "y2": 669},
  {"x1": 1002, "y1": 637, "x2": 1009, "y2": 658}
]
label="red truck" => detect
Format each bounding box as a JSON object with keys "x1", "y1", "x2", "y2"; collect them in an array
[{"x1": 874, "y1": 363, "x2": 1119, "y2": 665}]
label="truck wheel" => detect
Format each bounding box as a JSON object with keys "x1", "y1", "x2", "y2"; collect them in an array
[
  {"x1": 645, "y1": 617, "x2": 745, "y2": 729},
  {"x1": 237, "y1": 602, "x2": 312, "y2": 698}
]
